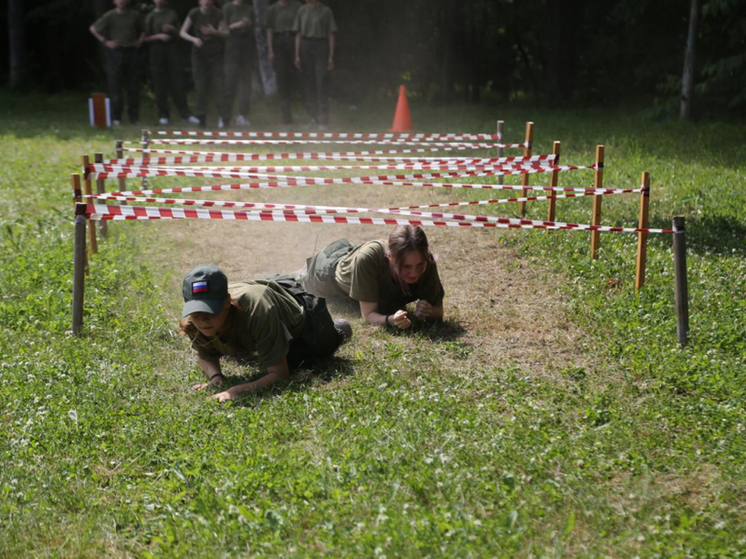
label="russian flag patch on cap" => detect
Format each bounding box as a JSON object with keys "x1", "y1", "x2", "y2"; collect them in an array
[{"x1": 192, "y1": 280, "x2": 209, "y2": 294}]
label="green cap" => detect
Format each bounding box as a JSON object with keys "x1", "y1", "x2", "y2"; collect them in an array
[{"x1": 182, "y1": 264, "x2": 228, "y2": 317}]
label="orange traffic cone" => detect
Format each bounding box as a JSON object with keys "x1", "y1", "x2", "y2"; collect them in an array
[{"x1": 389, "y1": 85, "x2": 412, "y2": 132}]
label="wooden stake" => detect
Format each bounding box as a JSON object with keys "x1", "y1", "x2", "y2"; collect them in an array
[
  {"x1": 673, "y1": 216, "x2": 690, "y2": 347},
  {"x1": 72, "y1": 206, "x2": 87, "y2": 336},
  {"x1": 71, "y1": 174, "x2": 89, "y2": 273},
  {"x1": 635, "y1": 172, "x2": 651, "y2": 292},
  {"x1": 94, "y1": 153, "x2": 108, "y2": 238},
  {"x1": 115, "y1": 140, "x2": 127, "y2": 199},
  {"x1": 590, "y1": 145, "x2": 604, "y2": 259},
  {"x1": 71, "y1": 173, "x2": 82, "y2": 204},
  {"x1": 141, "y1": 129, "x2": 149, "y2": 190},
  {"x1": 496, "y1": 120, "x2": 504, "y2": 186},
  {"x1": 518, "y1": 121, "x2": 534, "y2": 216},
  {"x1": 547, "y1": 141, "x2": 560, "y2": 228},
  {"x1": 82, "y1": 155, "x2": 98, "y2": 255}
]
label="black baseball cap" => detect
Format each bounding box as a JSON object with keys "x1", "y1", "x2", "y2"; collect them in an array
[{"x1": 182, "y1": 264, "x2": 228, "y2": 317}]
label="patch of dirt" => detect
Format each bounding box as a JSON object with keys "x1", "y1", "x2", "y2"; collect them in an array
[{"x1": 139, "y1": 172, "x2": 593, "y2": 385}]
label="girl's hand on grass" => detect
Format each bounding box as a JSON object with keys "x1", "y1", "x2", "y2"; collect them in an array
[
  {"x1": 211, "y1": 389, "x2": 234, "y2": 402},
  {"x1": 414, "y1": 300, "x2": 434, "y2": 319},
  {"x1": 192, "y1": 376, "x2": 223, "y2": 391},
  {"x1": 391, "y1": 309, "x2": 412, "y2": 329}
]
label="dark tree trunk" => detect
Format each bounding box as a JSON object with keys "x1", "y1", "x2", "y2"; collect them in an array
[
  {"x1": 253, "y1": 0, "x2": 276, "y2": 96},
  {"x1": 8, "y1": 0, "x2": 26, "y2": 88},
  {"x1": 680, "y1": 0, "x2": 699, "y2": 120},
  {"x1": 438, "y1": 0, "x2": 459, "y2": 103},
  {"x1": 545, "y1": 0, "x2": 578, "y2": 101}
]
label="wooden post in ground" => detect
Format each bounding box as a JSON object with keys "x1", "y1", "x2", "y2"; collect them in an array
[
  {"x1": 71, "y1": 174, "x2": 88, "y2": 273},
  {"x1": 496, "y1": 120, "x2": 504, "y2": 186},
  {"x1": 72, "y1": 205, "x2": 87, "y2": 336},
  {"x1": 590, "y1": 145, "x2": 604, "y2": 259},
  {"x1": 141, "y1": 129, "x2": 149, "y2": 190},
  {"x1": 81, "y1": 155, "x2": 98, "y2": 255},
  {"x1": 518, "y1": 121, "x2": 534, "y2": 216},
  {"x1": 635, "y1": 172, "x2": 651, "y2": 292},
  {"x1": 547, "y1": 141, "x2": 560, "y2": 227},
  {"x1": 673, "y1": 216, "x2": 690, "y2": 347},
  {"x1": 115, "y1": 140, "x2": 127, "y2": 198},
  {"x1": 94, "y1": 153, "x2": 107, "y2": 238}
]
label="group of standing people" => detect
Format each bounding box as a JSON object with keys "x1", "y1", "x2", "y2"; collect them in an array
[{"x1": 90, "y1": 0, "x2": 337, "y2": 129}]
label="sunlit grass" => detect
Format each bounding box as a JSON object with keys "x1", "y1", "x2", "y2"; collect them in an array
[{"x1": 1, "y1": 91, "x2": 745, "y2": 556}]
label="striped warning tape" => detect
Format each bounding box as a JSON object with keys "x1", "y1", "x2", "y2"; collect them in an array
[
  {"x1": 81, "y1": 203, "x2": 673, "y2": 234},
  {"x1": 86, "y1": 188, "x2": 636, "y2": 213},
  {"x1": 90, "y1": 163, "x2": 591, "y2": 181},
  {"x1": 106, "y1": 180, "x2": 627, "y2": 197},
  {"x1": 125, "y1": 145, "x2": 522, "y2": 158},
  {"x1": 107, "y1": 152, "x2": 557, "y2": 166},
  {"x1": 147, "y1": 129, "x2": 520, "y2": 143},
  {"x1": 128, "y1": 138, "x2": 506, "y2": 148},
  {"x1": 93, "y1": 161, "x2": 561, "y2": 174}
]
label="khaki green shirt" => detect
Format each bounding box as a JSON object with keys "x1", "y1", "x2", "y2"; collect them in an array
[
  {"x1": 144, "y1": 8, "x2": 180, "y2": 38},
  {"x1": 264, "y1": 0, "x2": 301, "y2": 33},
  {"x1": 293, "y1": 3, "x2": 337, "y2": 38},
  {"x1": 223, "y1": 2, "x2": 255, "y2": 39},
  {"x1": 93, "y1": 8, "x2": 144, "y2": 47},
  {"x1": 189, "y1": 280, "x2": 306, "y2": 367},
  {"x1": 187, "y1": 7, "x2": 224, "y2": 42},
  {"x1": 334, "y1": 241, "x2": 445, "y2": 314}
]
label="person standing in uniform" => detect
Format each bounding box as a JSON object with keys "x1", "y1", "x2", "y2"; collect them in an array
[
  {"x1": 143, "y1": 0, "x2": 199, "y2": 126},
  {"x1": 293, "y1": 0, "x2": 337, "y2": 130},
  {"x1": 90, "y1": 0, "x2": 145, "y2": 126},
  {"x1": 179, "y1": 265, "x2": 352, "y2": 402},
  {"x1": 265, "y1": 0, "x2": 302, "y2": 125},
  {"x1": 180, "y1": 0, "x2": 230, "y2": 128},
  {"x1": 223, "y1": 0, "x2": 256, "y2": 128}
]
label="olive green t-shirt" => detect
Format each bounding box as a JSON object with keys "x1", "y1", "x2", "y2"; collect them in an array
[
  {"x1": 144, "y1": 8, "x2": 180, "y2": 38},
  {"x1": 187, "y1": 7, "x2": 224, "y2": 42},
  {"x1": 223, "y1": 2, "x2": 255, "y2": 40},
  {"x1": 189, "y1": 280, "x2": 306, "y2": 368},
  {"x1": 264, "y1": 0, "x2": 302, "y2": 33},
  {"x1": 93, "y1": 8, "x2": 144, "y2": 47},
  {"x1": 293, "y1": 3, "x2": 337, "y2": 38},
  {"x1": 334, "y1": 241, "x2": 445, "y2": 314}
]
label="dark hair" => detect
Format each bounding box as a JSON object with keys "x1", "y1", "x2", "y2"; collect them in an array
[{"x1": 387, "y1": 225, "x2": 432, "y2": 296}]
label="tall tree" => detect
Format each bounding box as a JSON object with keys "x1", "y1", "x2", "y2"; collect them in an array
[
  {"x1": 8, "y1": 0, "x2": 26, "y2": 88},
  {"x1": 680, "y1": 0, "x2": 699, "y2": 120}
]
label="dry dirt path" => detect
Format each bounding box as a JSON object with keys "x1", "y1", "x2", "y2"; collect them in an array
[{"x1": 139, "y1": 175, "x2": 593, "y2": 383}]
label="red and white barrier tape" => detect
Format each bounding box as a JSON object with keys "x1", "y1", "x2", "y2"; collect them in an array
[
  {"x1": 106, "y1": 180, "x2": 626, "y2": 197},
  {"x1": 125, "y1": 145, "x2": 521, "y2": 158},
  {"x1": 94, "y1": 161, "x2": 559, "y2": 174},
  {"x1": 82, "y1": 203, "x2": 673, "y2": 234},
  {"x1": 108, "y1": 152, "x2": 556, "y2": 166},
  {"x1": 87, "y1": 188, "x2": 635, "y2": 213},
  {"x1": 128, "y1": 139, "x2": 507, "y2": 149},
  {"x1": 90, "y1": 163, "x2": 592, "y2": 182},
  {"x1": 147, "y1": 129, "x2": 522, "y2": 144}
]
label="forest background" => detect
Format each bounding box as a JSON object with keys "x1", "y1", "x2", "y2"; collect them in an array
[{"x1": 3, "y1": 0, "x2": 746, "y2": 120}]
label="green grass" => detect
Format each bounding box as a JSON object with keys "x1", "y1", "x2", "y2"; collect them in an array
[{"x1": 1, "y1": 90, "x2": 745, "y2": 556}]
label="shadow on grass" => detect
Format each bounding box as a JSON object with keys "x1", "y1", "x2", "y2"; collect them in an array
[
  {"x1": 386, "y1": 318, "x2": 467, "y2": 342},
  {"x1": 220, "y1": 355, "x2": 357, "y2": 407},
  {"x1": 649, "y1": 215, "x2": 746, "y2": 257}
]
